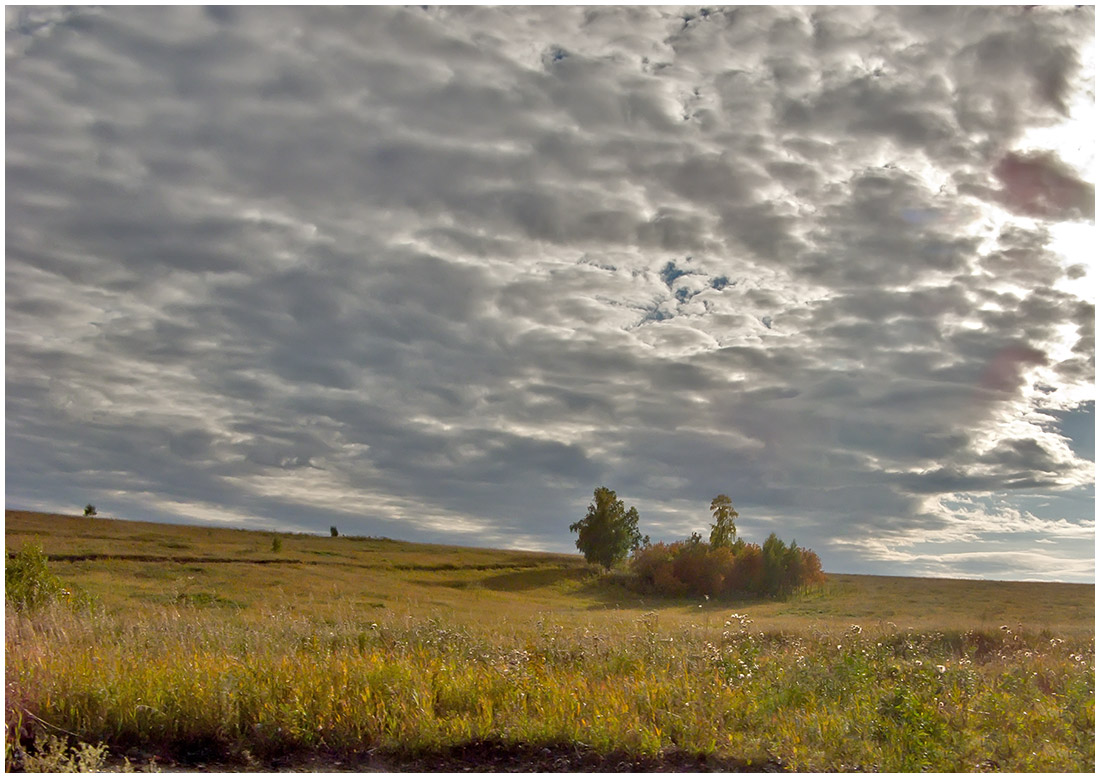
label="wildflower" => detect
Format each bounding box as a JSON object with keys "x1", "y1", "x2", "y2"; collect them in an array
[
  {"x1": 936, "y1": 664, "x2": 946, "y2": 673},
  {"x1": 849, "y1": 624, "x2": 862, "y2": 634}
]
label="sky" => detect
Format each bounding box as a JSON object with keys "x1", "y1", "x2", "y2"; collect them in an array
[{"x1": 4, "y1": 4, "x2": 1096, "y2": 582}]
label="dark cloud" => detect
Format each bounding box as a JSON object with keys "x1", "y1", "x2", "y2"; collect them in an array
[
  {"x1": 5, "y1": 5, "x2": 1094, "y2": 580},
  {"x1": 993, "y1": 151, "x2": 1095, "y2": 221}
]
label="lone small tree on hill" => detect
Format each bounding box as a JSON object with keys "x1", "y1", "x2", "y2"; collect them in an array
[
  {"x1": 570, "y1": 486, "x2": 644, "y2": 570},
  {"x1": 83, "y1": 504, "x2": 97, "y2": 517}
]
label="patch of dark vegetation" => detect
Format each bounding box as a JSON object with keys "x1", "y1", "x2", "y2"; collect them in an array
[
  {"x1": 478, "y1": 565, "x2": 592, "y2": 591},
  {"x1": 387, "y1": 740, "x2": 785, "y2": 772},
  {"x1": 391, "y1": 561, "x2": 547, "y2": 572},
  {"x1": 158, "y1": 540, "x2": 192, "y2": 550},
  {"x1": 111, "y1": 740, "x2": 785, "y2": 773},
  {"x1": 167, "y1": 733, "x2": 232, "y2": 764}
]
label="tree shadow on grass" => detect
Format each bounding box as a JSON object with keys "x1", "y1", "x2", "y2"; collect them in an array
[
  {"x1": 420, "y1": 565, "x2": 592, "y2": 592},
  {"x1": 574, "y1": 571, "x2": 774, "y2": 612},
  {"x1": 407, "y1": 564, "x2": 776, "y2": 613},
  {"x1": 476, "y1": 565, "x2": 592, "y2": 591}
]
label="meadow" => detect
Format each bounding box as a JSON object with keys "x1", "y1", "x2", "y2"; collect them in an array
[{"x1": 4, "y1": 510, "x2": 1095, "y2": 771}]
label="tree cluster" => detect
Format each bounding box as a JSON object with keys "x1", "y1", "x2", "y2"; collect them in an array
[
  {"x1": 632, "y1": 532, "x2": 824, "y2": 598},
  {"x1": 570, "y1": 487, "x2": 825, "y2": 598}
]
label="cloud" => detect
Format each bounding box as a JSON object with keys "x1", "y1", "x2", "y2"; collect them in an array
[
  {"x1": 993, "y1": 151, "x2": 1095, "y2": 221},
  {"x1": 5, "y1": 6, "x2": 1094, "y2": 581}
]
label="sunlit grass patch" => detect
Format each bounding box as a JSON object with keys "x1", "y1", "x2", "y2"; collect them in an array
[{"x1": 6, "y1": 601, "x2": 1093, "y2": 771}]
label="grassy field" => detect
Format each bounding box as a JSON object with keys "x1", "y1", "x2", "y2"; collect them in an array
[{"x1": 4, "y1": 510, "x2": 1095, "y2": 771}]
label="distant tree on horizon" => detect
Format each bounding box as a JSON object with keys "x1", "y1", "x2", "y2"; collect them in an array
[
  {"x1": 570, "y1": 486, "x2": 644, "y2": 570},
  {"x1": 83, "y1": 504, "x2": 97, "y2": 517}
]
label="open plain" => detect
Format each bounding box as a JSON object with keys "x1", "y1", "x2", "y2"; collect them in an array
[{"x1": 4, "y1": 510, "x2": 1095, "y2": 771}]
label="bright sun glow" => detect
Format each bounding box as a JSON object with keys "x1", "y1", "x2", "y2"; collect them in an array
[{"x1": 1016, "y1": 39, "x2": 1096, "y2": 305}]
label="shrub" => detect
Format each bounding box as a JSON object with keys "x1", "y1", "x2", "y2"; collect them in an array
[
  {"x1": 83, "y1": 504, "x2": 96, "y2": 517},
  {"x1": 271, "y1": 536, "x2": 283, "y2": 553},
  {"x1": 6, "y1": 544, "x2": 71, "y2": 611},
  {"x1": 330, "y1": 526, "x2": 339, "y2": 538},
  {"x1": 631, "y1": 542, "x2": 677, "y2": 589},
  {"x1": 653, "y1": 563, "x2": 689, "y2": 596},
  {"x1": 7, "y1": 734, "x2": 114, "y2": 773},
  {"x1": 672, "y1": 542, "x2": 731, "y2": 597}
]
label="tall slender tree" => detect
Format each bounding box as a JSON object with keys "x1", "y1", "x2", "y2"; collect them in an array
[{"x1": 708, "y1": 494, "x2": 738, "y2": 549}]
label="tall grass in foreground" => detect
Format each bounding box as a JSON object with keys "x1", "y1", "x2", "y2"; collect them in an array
[{"x1": 6, "y1": 602, "x2": 1093, "y2": 771}]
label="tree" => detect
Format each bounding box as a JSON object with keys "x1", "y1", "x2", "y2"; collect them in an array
[
  {"x1": 708, "y1": 494, "x2": 738, "y2": 549},
  {"x1": 762, "y1": 532, "x2": 788, "y2": 595},
  {"x1": 330, "y1": 526, "x2": 339, "y2": 537},
  {"x1": 83, "y1": 504, "x2": 97, "y2": 517},
  {"x1": 570, "y1": 486, "x2": 643, "y2": 570}
]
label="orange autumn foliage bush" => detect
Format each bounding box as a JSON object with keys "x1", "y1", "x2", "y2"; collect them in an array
[{"x1": 631, "y1": 534, "x2": 824, "y2": 599}]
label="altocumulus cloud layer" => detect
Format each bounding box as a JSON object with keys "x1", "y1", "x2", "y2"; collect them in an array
[{"x1": 5, "y1": 5, "x2": 1095, "y2": 581}]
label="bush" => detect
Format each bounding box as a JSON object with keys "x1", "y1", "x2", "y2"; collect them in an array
[
  {"x1": 6, "y1": 734, "x2": 120, "y2": 773},
  {"x1": 631, "y1": 542, "x2": 676, "y2": 588},
  {"x1": 271, "y1": 536, "x2": 283, "y2": 553},
  {"x1": 672, "y1": 542, "x2": 732, "y2": 597},
  {"x1": 330, "y1": 526, "x2": 339, "y2": 538},
  {"x1": 5, "y1": 544, "x2": 78, "y2": 611}
]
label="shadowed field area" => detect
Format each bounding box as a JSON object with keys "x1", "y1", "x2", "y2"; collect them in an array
[{"x1": 5, "y1": 510, "x2": 1095, "y2": 771}]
